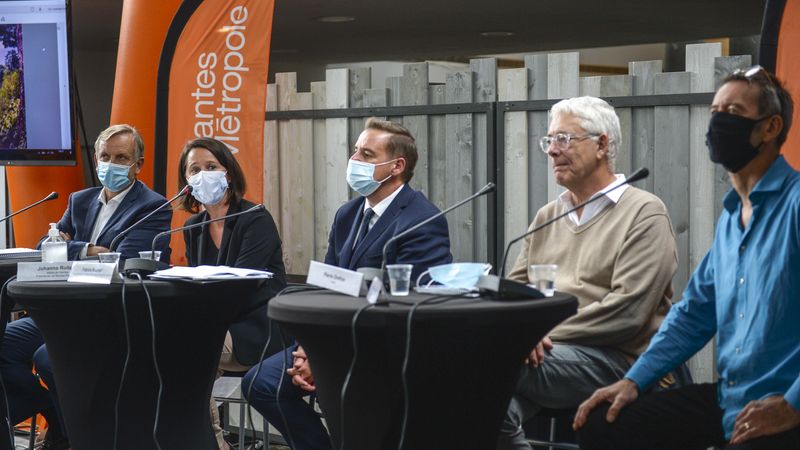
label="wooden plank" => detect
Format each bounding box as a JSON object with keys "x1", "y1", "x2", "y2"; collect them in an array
[
  {"x1": 363, "y1": 88, "x2": 388, "y2": 108},
  {"x1": 654, "y1": 71, "x2": 691, "y2": 300},
  {"x1": 445, "y1": 71, "x2": 474, "y2": 262},
  {"x1": 525, "y1": 54, "x2": 550, "y2": 221},
  {"x1": 629, "y1": 60, "x2": 663, "y2": 193},
  {"x1": 264, "y1": 83, "x2": 281, "y2": 235},
  {"x1": 386, "y1": 76, "x2": 403, "y2": 123},
  {"x1": 311, "y1": 81, "x2": 328, "y2": 261},
  {"x1": 547, "y1": 52, "x2": 580, "y2": 201},
  {"x1": 499, "y1": 68, "x2": 529, "y2": 250},
  {"x1": 470, "y1": 57, "x2": 496, "y2": 263},
  {"x1": 323, "y1": 68, "x2": 350, "y2": 261},
  {"x1": 401, "y1": 63, "x2": 430, "y2": 196},
  {"x1": 713, "y1": 55, "x2": 752, "y2": 218},
  {"x1": 428, "y1": 84, "x2": 447, "y2": 210},
  {"x1": 277, "y1": 72, "x2": 314, "y2": 275},
  {"x1": 685, "y1": 44, "x2": 722, "y2": 384},
  {"x1": 348, "y1": 67, "x2": 371, "y2": 177}
]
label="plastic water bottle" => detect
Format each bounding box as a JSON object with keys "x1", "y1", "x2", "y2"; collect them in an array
[{"x1": 41, "y1": 223, "x2": 67, "y2": 263}]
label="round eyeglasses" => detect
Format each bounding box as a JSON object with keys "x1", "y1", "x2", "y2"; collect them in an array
[{"x1": 539, "y1": 133, "x2": 600, "y2": 153}]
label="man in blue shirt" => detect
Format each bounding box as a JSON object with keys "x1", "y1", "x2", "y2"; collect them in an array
[{"x1": 572, "y1": 66, "x2": 800, "y2": 449}]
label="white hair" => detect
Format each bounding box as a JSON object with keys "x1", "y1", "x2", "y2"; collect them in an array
[{"x1": 549, "y1": 96, "x2": 621, "y2": 170}]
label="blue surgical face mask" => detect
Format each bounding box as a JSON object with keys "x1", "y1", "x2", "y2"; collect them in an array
[
  {"x1": 188, "y1": 170, "x2": 229, "y2": 205},
  {"x1": 96, "y1": 160, "x2": 136, "y2": 192},
  {"x1": 417, "y1": 263, "x2": 492, "y2": 290},
  {"x1": 346, "y1": 159, "x2": 397, "y2": 197}
]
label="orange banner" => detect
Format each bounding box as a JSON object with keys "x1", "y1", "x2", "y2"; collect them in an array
[
  {"x1": 777, "y1": 0, "x2": 800, "y2": 169},
  {"x1": 161, "y1": 0, "x2": 274, "y2": 265}
]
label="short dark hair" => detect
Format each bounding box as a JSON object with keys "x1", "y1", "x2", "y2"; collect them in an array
[
  {"x1": 364, "y1": 118, "x2": 418, "y2": 182},
  {"x1": 723, "y1": 67, "x2": 794, "y2": 147},
  {"x1": 177, "y1": 137, "x2": 246, "y2": 213}
]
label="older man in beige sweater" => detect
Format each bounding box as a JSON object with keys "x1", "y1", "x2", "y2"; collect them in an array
[{"x1": 496, "y1": 96, "x2": 678, "y2": 450}]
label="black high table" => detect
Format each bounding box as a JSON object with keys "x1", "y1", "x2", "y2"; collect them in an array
[
  {"x1": 7, "y1": 278, "x2": 264, "y2": 450},
  {"x1": 268, "y1": 290, "x2": 578, "y2": 450}
]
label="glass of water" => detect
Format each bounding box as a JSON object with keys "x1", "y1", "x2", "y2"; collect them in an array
[
  {"x1": 98, "y1": 252, "x2": 122, "y2": 271},
  {"x1": 138, "y1": 251, "x2": 162, "y2": 261},
  {"x1": 386, "y1": 264, "x2": 413, "y2": 296},
  {"x1": 529, "y1": 264, "x2": 557, "y2": 297}
]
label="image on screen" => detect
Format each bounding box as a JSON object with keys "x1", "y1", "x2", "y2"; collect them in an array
[{"x1": 0, "y1": 0, "x2": 74, "y2": 165}]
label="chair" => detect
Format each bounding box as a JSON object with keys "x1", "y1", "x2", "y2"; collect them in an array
[
  {"x1": 525, "y1": 364, "x2": 693, "y2": 450},
  {"x1": 214, "y1": 371, "x2": 273, "y2": 450}
]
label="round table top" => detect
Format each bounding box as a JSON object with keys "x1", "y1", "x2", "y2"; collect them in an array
[
  {"x1": 268, "y1": 288, "x2": 577, "y2": 327},
  {"x1": 7, "y1": 278, "x2": 264, "y2": 300}
]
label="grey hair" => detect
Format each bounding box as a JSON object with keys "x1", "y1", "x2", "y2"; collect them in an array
[
  {"x1": 549, "y1": 96, "x2": 621, "y2": 171},
  {"x1": 94, "y1": 124, "x2": 144, "y2": 160}
]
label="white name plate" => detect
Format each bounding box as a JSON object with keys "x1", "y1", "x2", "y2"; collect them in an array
[
  {"x1": 68, "y1": 262, "x2": 119, "y2": 284},
  {"x1": 306, "y1": 261, "x2": 364, "y2": 297},
  {"x1": 17, "y1": 262, "x2": 74, "y2": 282}
]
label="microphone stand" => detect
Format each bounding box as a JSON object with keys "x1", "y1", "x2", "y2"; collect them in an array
[
  {"x1": 0, "y1": 191, "x2": 58, "y2": 224},
  {"x1": 379, "y1": 182, "x2": 496, "y2": 273},
  {"x1": 481, "y1": 167, "x2": 650, "y2": 300}
]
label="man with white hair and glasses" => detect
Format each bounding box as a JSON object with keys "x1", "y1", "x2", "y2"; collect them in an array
[{"x1": 497, "y1": 96, "x2": 679, "y2": 449}]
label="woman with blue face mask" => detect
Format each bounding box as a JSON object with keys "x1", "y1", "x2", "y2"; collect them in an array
[{"x1": 177, "y1": 137, "x2": 287, "y2": 450}]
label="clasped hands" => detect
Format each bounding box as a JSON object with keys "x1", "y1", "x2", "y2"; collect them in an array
[{"x1": 288, "y1": 345, "x2": 315, "y2": 392}]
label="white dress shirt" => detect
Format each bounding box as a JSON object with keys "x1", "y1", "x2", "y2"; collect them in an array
[
  {"x1": 558, "y1": 174, "x2": 628, "y2": 226},
  {"x1": 363, "y1": 183, "x2": 405, "y2": 230},
  {"x1": 80, "y1": 182, "x2": 135, "y2": 258}
]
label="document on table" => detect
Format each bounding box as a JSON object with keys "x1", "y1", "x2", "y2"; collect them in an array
[{"x1": 150, "y1": 265, "x2": 274, "y2": 280}]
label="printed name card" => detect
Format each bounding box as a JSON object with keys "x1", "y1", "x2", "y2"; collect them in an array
[
  {"x1": 306, "y1": 261, "x2": 364, "y2": 297},
  {"x1": 17, "y1": 262, "x2": 74, "y2": 282},
  {"x1": 67, "y1": 262, "x2": 119, "y2": 284}
]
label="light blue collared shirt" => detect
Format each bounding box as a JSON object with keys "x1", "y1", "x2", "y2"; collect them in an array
[{"x1": 626, "y1": 155, "x2": 800, "y2": 438}]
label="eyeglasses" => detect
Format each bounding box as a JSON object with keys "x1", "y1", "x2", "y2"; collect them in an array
[
  {"x1": 539, "y1": 133, "x2": 599, "y2": 153},
  {"x1": 731, "y1": 65, "x2": 782, "y2": 113}
]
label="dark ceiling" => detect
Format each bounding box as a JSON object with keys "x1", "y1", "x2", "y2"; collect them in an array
[{"x1": 71, "y1": 0, "x2": 767, "y2": 66}]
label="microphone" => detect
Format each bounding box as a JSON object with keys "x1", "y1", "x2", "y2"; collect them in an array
[
  {"x1": 149, "y1": 203, "x2": 265, "y2": 255},
  {"x1": 484, "y1": 168, "x2": 650, "y2": 300},
  {"x1": 499, "y1": 167, "x2": 649, "y2": 277},
  {"x1": 109, "y1": 185, "x2": 192, "y2": 252},
  {"x1": 379, "y1": 182, "x2": 496, "y2": 272},
  {"x1": 0, "y1": 191, "x2": 58, "y2": 224},
  {"x1": 123, "y1": 203, "x2": 265, "y2": 276}
]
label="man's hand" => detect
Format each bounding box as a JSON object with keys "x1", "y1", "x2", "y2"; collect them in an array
[
  {"x1": 287, "y1": 345, "x2": 315, "y2": 392},
  {"x1": 59, "y1": 231, "x2": 72, "y2": 241},
  {"x1": 573, "y1": 379, "x2": 639, "y2": 431},
  {"x1": 524, "y1": 336, "x2": 553, "y2": 368},
  {"x1": 86, "y1": 245, "x2": 110, "y2": 257},
  {"x1": 730, "y1": 396, "x2": 800, "y2": 444}
]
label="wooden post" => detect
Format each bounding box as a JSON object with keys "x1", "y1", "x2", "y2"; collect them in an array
[
  {"x1": 499, "y1": 68, "x2": 529, "y2": 250},
  {"x1": 445, "y1": 71, "x2": 474, "y2": 262},
  {"x1": 428, "y1": 84, "x2": 447, "y2": 210},
  {"x1": 471, "y1": 58, "x2": 496, "y2": 262},
  {"x1": 629, "y1": 60, "x2": 663, "y2": 194},
  {"x1": 525, "y1": 54, "x2": 550, "y2": 221},
  {"x1": 400, "y1": 63, "x2": 430, "y2": 196},
  {"x1": 547, "y1": 52, "x2": 580, "y2": 201},
  {"x1": 311, "y1": 81, "x2": 328, "y2": 261},
  {"x1": 264, "y1": 83, "x2": 281, "y2": 234}
]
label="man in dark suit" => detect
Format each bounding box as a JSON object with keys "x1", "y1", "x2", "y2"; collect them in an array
[
  {"x1": 242, "y1": 118, "x2": 452, "y2": 450},
  {"x1": 0, "y1": 124, "x2": 172, "y2": 450}
]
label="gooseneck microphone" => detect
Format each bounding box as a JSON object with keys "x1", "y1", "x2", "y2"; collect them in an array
[
  {"x1": 0, "y1": 191, "x2": 58, "y2": 224},
  {"x1": 380, "y1": 182, "x2": 496, "y2": 272},
  {"x1": 499, "y1": 167, "x2": 650, "y2": 278},
  {"x1": 150, "y1": 204, "x2": 265, "y2": 256},
  {"x1": 109, "y1": 185, "x2": 193, "y2": 252}
]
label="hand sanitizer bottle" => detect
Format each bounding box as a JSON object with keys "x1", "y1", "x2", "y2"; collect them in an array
[{"x1": 41, "y1": 223, "x2": 68, "y2": 263}]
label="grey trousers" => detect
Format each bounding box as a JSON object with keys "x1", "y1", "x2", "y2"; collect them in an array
[{"x1": 496, "y1": 343, "x2": 632, "y2": 450}]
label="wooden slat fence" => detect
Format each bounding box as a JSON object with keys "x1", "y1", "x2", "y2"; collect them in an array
[{"x1": 264, "y1": 44, "x2": 754, "y2": 381}]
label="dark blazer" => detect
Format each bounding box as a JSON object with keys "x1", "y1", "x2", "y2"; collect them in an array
[
  {"x1": 183, "y1": 199, "x2": 287, "y2": 366},
  {"x1": 324, "y1": 184, "x2": 452, "y2": 280},
  {"x1": 45, "y1": 180, "x2": 172, "y2": 262}
]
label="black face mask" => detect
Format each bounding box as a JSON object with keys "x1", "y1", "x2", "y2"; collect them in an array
[{"x1": 705, "y1": 112, "x2": 766, "y2": 173}]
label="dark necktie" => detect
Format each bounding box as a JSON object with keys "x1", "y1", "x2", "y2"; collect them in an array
[{"x1": 353, "y1": 208, "x2": 374, "y2": 249}]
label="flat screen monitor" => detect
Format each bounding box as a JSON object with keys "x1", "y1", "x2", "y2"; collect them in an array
[{"x1": 0, "y1": 0, "x2": 74, "y2": 165}]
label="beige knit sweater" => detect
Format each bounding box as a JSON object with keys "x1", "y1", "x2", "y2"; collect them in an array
[{"x1": 507, "y1": 187, "x2": 678, "y2": 358}]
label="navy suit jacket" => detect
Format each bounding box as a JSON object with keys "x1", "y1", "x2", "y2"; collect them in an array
[
  {"x1": 45, "y1": 180, "x2": 173, "y2": 262},
  {"x1": 324, "y1": 184, "x2": 452, "y2": 280}
]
